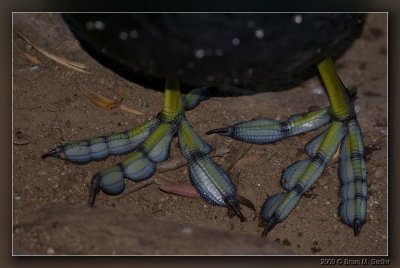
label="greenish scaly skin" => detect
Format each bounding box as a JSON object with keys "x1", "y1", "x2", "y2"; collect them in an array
[
  {"x1": 208, "y1": 57, "x2": 367, "y2": 236},
  {"x1": 43, "y1": 80, "x2": 246, "y2": 221}
]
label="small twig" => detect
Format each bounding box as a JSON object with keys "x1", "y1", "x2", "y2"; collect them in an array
[
  {"x1": 13, "y1": 141, "x2": 32, "y2": 146},
  {"x1": 212, "y1": 146, "x2": 231, "y2": 158},
  {"x1": 157, "y1": 158, "x2": 187, "y2": 173},
  {"x1": 364, "y1": 134, "x2": 387, "y2": 161},
  {"x1": 122, "y1": 173, "x2": 174, "y2": 196},
  {"x1": 372, "y1": 134, "x2": 387, "y2": 144},
  {"x1": 123, "y1": 177, "x2": 155, "y2": 195},
  {"x1": 14, "y1": 75, "x2": 34, "y2": 83},
  {"x1": 264, "y1": 152, "x2": 278, "y2": 164},
  {"x1": 153, "y1": 173, "x2": 178, "y2": 186},
  {"x1": 118, "y1": 104, "x2": 145, "y2": 115},
  {"x1": 23, "y1": 52, "x2": 41, "y2": 65},
  {"x1": 17, "y1": 32, "x2": 91, "y2": 74},
  {"x1": 14, "y1": 105, "x2": 42, "y2": 111},
  {"x1": 151, "y1": 209, "x2": 163, "y2": 215},
  {"x1": 332, "y1": 147, "x2": 340, "y2": 161}
]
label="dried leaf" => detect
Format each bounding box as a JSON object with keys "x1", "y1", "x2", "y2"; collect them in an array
[
  {"x1": 85, "y1": 90, "x2": 144, "y2": 115},
  {"x1": 23, "y1": 52, "x2": 41, "y2": 64},
  {"x1": 159, "y1": 183, "x2": 199, "y2": 198},
  {"x1": 118, "y1": 104, "x2": 144, "y2": 115},
  {"x1": 85, "y1": 90, "x2": 121, "y2": 109},
  {"x1": 17, "y1": 32, "x2": 91, "y2": 74}
]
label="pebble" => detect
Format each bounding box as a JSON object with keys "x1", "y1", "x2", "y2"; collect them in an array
[
  {"x1": 368, "y1": 200, "x2": 374, "y2": 207},
  {"x1": 374, "y1": 167, "x2": 385, "y2": 179},
  {"x1": 181, "y1": 227, "x2": 193, "y2": 235},
  {"x1": 38, "y1": 170, "x2": 47, "y2": 176},
  {"x1": 46, "y1": 247, "x2": 55, "y2": 255},
  {"x1": 312, "y1": 85, "x2": 324, "y2": 95}
]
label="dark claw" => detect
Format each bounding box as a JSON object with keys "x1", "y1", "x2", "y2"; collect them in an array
[
  {"x1": 237, "y1": 194, "x2": 257, "y2": 220},
  {"x1": 41, "y1": 148, "x2": 60, "y2": 159},
  {"x1": 236, "y1": 210, "x2": 246, "y2": 222},
  {"x1": 88, "y1": 173, "x2": 102, "y2": 206},
  {"x1": 353, "y1": 218, "x2": 362, "y2": 236},
  {"x1": 206, "y1": 127, "x2": 230, "y2": 136},
  {"x1": 261, "y1": 213, "x2": 280, "y2": 237},
  {"x1": 347, "y1": 86, "x2": 357, "y2": 99},
  {"x1": 225, "y1": 196, "x2": 246, "y2": 222}
]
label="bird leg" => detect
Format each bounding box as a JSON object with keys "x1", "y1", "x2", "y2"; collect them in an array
[
  {"x1": 43, "y1": 80, "x2": 248, "y2": 221},
  {"x1": 208, "y1": 57, "x2": 367, "y2": 236}
]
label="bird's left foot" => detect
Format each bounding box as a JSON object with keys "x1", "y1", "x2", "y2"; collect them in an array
[{"x1": 208, "y1": 57, "x2": 367, "y2": 236}]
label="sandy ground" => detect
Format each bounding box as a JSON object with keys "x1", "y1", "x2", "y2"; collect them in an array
[{"x1": 12, "y1": 13, "x2": 387, "y2": 255}]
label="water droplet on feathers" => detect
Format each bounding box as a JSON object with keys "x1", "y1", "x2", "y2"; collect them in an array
[{"x1": 232, "y1": 37, "x2": 240, "y2": 46}]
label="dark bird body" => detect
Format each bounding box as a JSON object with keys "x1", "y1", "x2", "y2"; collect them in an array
[{"x1": 63, "y1": 13, "x2": 365, "y2": 93}]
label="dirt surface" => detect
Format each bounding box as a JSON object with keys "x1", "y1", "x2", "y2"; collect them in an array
[{"x1": 12, "y1": 13, "x2": 387, "y2": 255}]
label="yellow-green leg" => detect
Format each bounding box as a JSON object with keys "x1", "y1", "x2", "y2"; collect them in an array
[
  {"x1": 208, "y1": 57, "x2": 367, "y2": 236},
  {"x1": 260, "y1": 57, "x2": 366, "y2": 236},
  {"x1": 43, "y1": 79, "x2": 247, "y2": 221}
]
